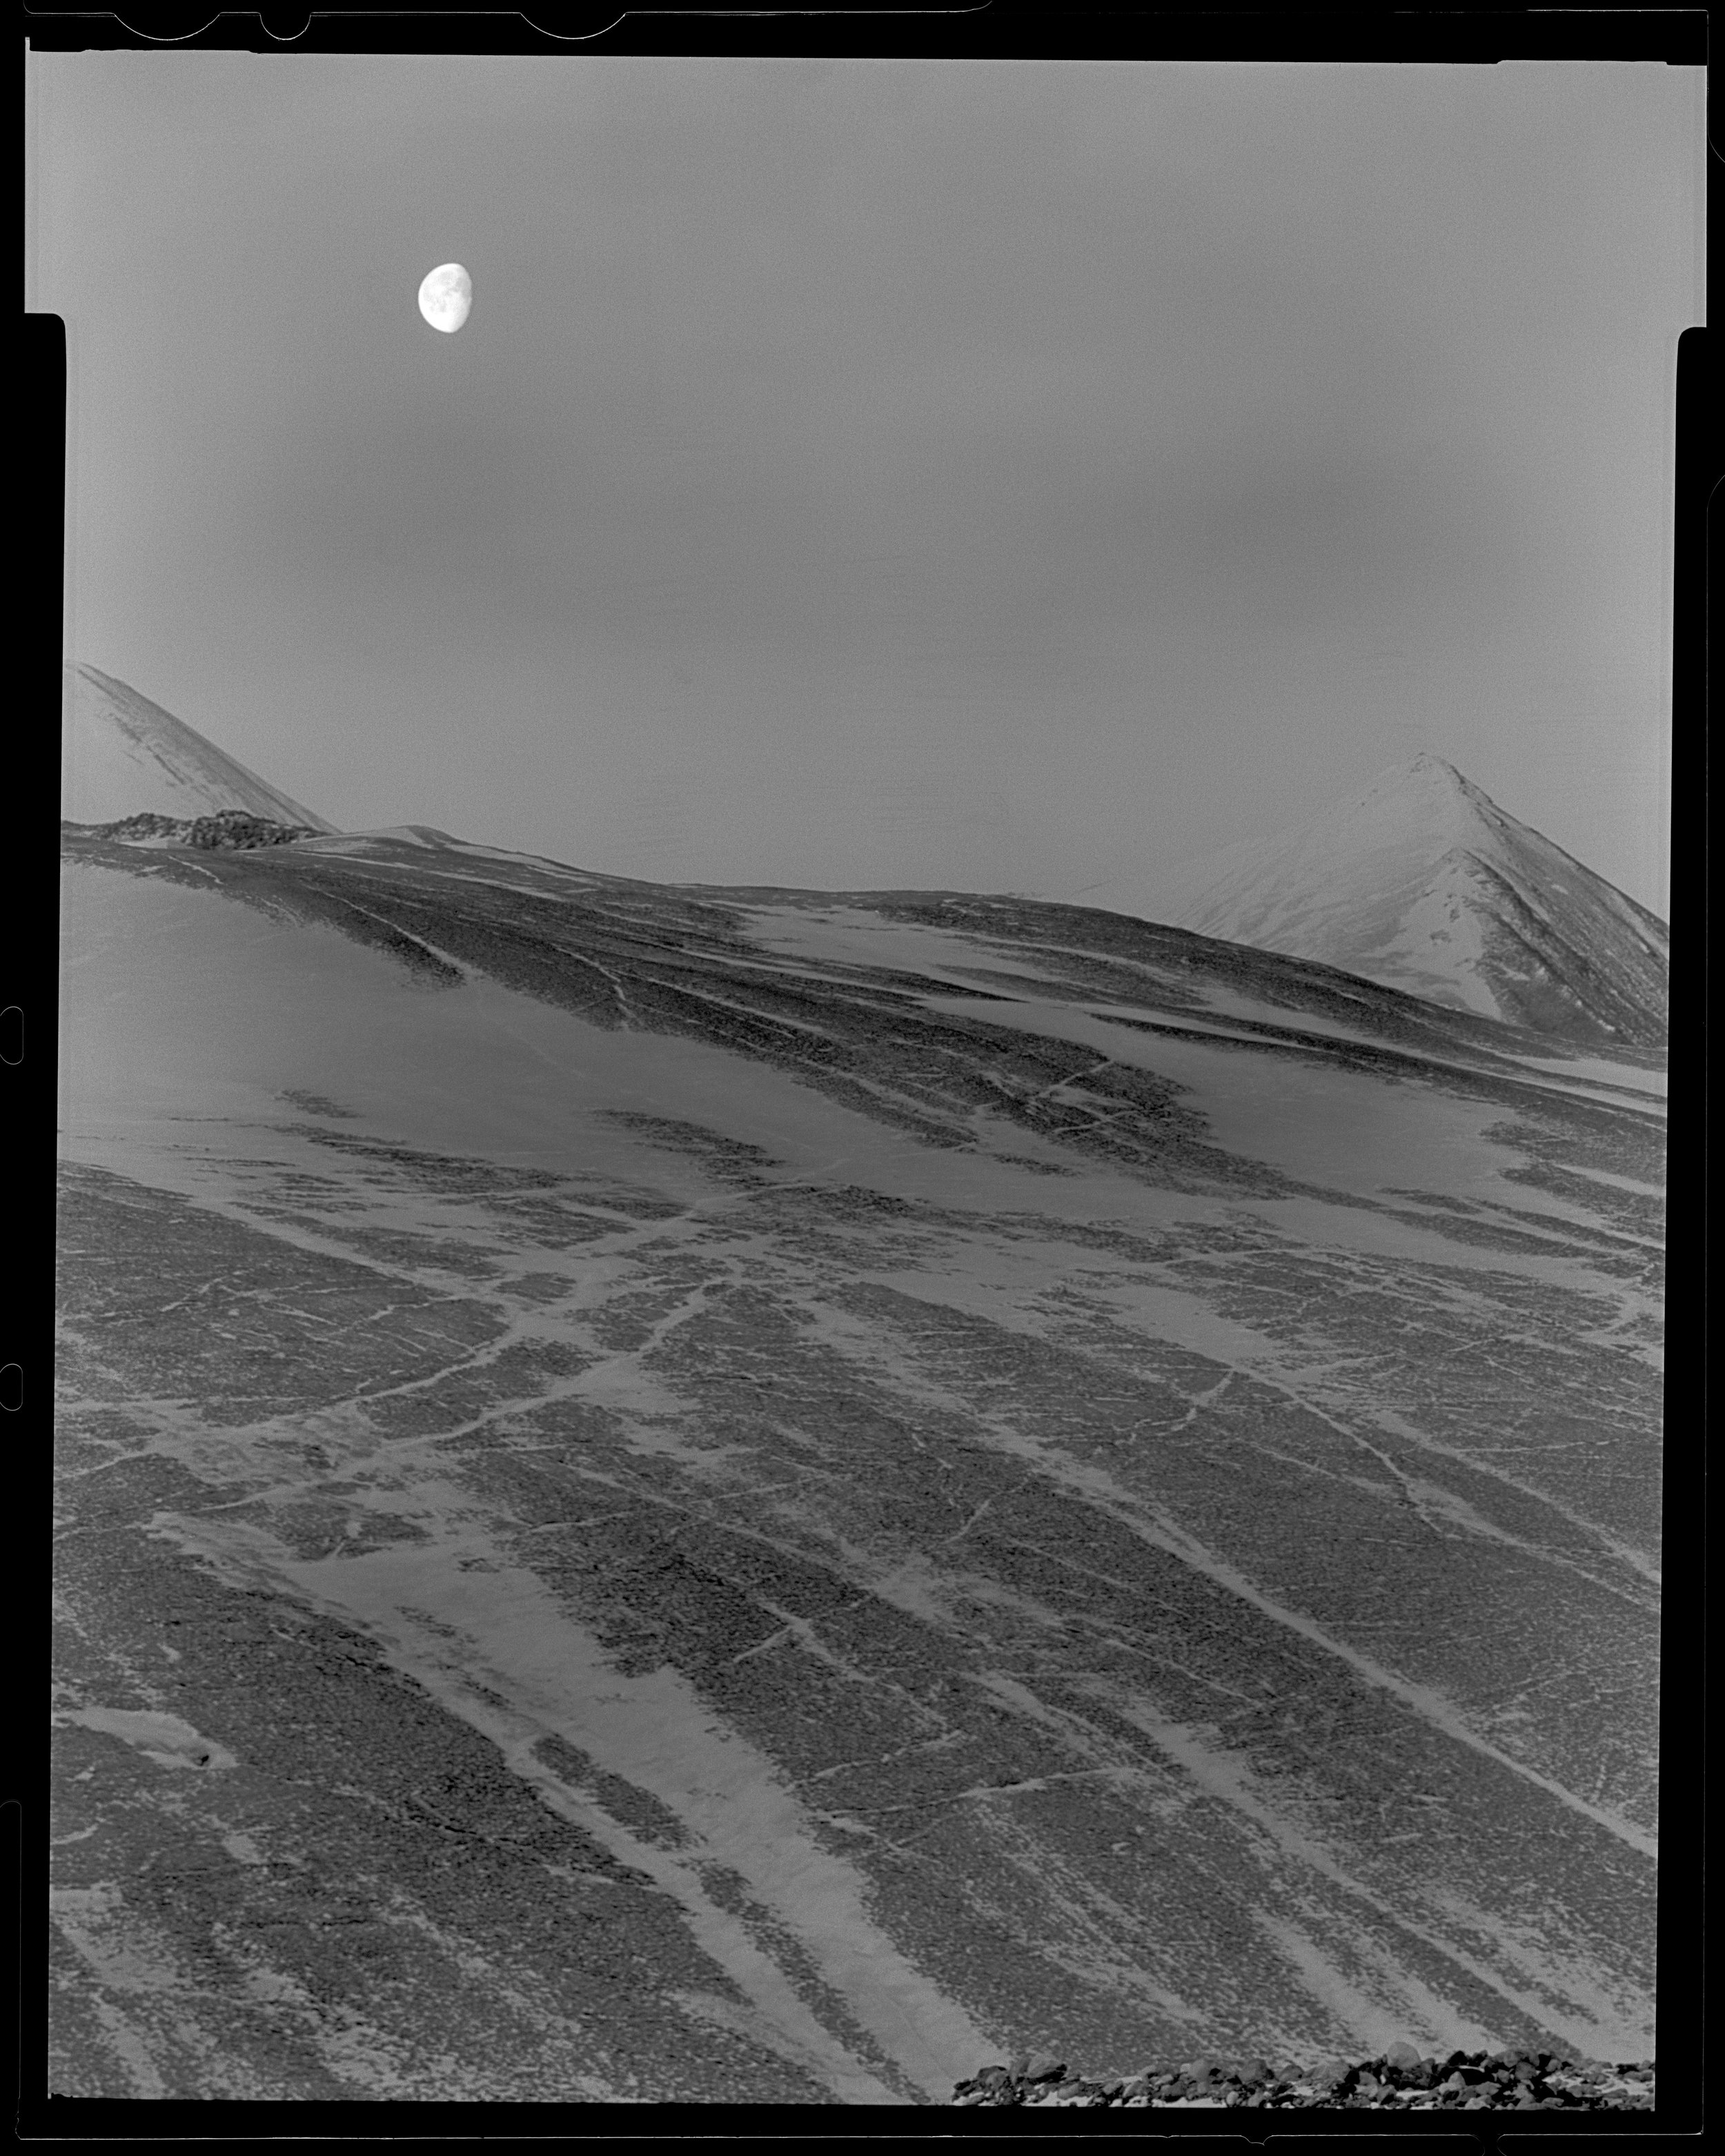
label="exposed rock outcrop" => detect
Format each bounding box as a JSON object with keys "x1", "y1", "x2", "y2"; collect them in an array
[
  {"x1": 65, "y1": 808, "x2": 323, "y2": 851},
  {"x1": 950, "y1": 2044, "x2": 1656, "y2": 2110}
]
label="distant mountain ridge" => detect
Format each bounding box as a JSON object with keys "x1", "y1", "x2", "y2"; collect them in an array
[
  {"x1": 1082, "y1": 755, "x2": 1667, "y2": 1048},
  {"x1": 61, "y1": 663, "x2": 335, "y2": 831},
  {"x1": 61, "y1": 669, "x2": 1666, "y2": 1050}
]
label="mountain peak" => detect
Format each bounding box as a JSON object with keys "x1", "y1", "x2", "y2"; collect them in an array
[
  {"x1": 1329, "y1": 749, "x2": 1487, "y2": 815},
  {"x1": 62, "y1": 664, "x2": 335, "y2": 831},
  {"x1": 1376, "y1": 752, "x2": 1494, "y2": 812},
  {"x1": 1083, "y1": 755, "x2": 1667, "y2": 1047},
  {"x1": 1363, "y1": 751, "x2": 1452, "y2": 787}
]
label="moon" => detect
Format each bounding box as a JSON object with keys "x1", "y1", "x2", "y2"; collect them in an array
[{"x1": 417, "y1": 262, "x2": 473, "y2": 334}]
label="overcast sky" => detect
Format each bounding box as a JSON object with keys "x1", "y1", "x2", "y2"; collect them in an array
[{"x1": 30, "y1": 55, "x2": 1701, "y2": 914}]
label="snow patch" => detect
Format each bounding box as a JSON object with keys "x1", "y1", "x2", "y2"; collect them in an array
[{"x1": 56, "y1": 1705, "x2": 238, "y2": 1770}]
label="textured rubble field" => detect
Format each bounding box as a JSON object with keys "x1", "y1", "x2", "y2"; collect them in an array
[
  {"x1": 54, "y1": 837, "x2": 1662, "y2": 2102},
  {"x1": 951, "y1": 2041, "x2": 1656, "y2": 2108}
]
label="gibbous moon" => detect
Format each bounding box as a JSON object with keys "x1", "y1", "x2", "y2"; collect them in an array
[{"x1": 417, "y1": 262, "x2": 473, "y2": 334}]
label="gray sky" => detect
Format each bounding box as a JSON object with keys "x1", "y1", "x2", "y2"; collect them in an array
[{"x1": 31, "y1": 55, "x2": 1701, "y2": 914}]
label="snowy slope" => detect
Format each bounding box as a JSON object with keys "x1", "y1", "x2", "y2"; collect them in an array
[
  {"x1": 55, "y1": 810, "x2": 1664, "y2": 2099},
  {"x1": 61, "y1": 663, "x2": 335, "y2": 831},
  {"x1": 1083, "y1": 755, "x2": 1667, "y2": 1047}
]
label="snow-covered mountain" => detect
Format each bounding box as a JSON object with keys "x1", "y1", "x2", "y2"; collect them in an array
[
  {"x1": 55, "y1": 771, "x2": 1664, "y2": 2098},
  {"x1": 1083, "y1": 755, "x2": 1668, "y2": 1048},
  {"x1": 61, "y1": 663, "x2": 335, "y2": 831}
]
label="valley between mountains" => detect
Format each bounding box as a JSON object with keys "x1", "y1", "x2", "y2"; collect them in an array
[{"x1": 54, "y1": 815, "x2": 1664, "y2": 2103}]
